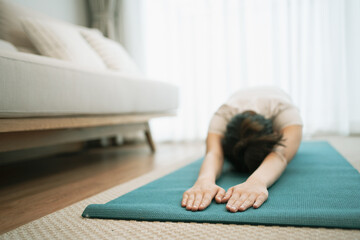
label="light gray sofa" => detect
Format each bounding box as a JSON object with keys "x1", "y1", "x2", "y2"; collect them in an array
[
  {"x1": 0, "y1": 50, "x2": 178, "y2": 160},
  {"x1": 0, "y1": 0, "x2": 179, "y2": 163}
]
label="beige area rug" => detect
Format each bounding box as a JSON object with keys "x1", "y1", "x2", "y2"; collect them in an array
[{"x1": 2, "y1": 148, "x2": 360, "y2": 240}]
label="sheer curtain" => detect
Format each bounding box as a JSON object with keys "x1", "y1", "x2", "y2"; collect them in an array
[
  {"x1": 88, "y1": 0, "x2": 119, "y2": 39},
  {"x1": 119, "y1": 0, "x2": 360, "y2": 141}
]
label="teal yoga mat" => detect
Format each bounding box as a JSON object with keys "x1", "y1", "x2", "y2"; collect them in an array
[{"x1": 82, "y1": 142, "x2": 360, "y2": 229}]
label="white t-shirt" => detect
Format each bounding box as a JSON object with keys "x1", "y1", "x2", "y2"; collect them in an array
[{"x1": 208, "y1": 86, "x2": 303, "y2": 135}]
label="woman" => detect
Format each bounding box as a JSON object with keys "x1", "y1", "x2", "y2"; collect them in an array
[{"x1": 181, "y1": 86, "x2": 303, "y2": 213}]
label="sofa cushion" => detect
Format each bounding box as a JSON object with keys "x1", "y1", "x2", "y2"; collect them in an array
[
  {"x1": 0, "y1": 40, "x2": 17, "y2": 52},
  {"x1": 21, "y1": 18, "x2": 107, "y2": 70},
  {"x1": 80, "y1": 29, "x2": 140, "y2": 73},
  {"x1": 0, "y1": 0, "x2": 47, "y2": 50}
]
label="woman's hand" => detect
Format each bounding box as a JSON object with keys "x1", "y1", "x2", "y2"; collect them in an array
[
  {"x1": 181, "y1": 179, "x2": 226, "y2": 211},
  {"x1": 221, "y1": 179, "x2": 268, "y2": 212}
]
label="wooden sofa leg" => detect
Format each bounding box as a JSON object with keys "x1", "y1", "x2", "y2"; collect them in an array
[{"x1": 144, "y1": 122, "x2": 156, "y2": 153}]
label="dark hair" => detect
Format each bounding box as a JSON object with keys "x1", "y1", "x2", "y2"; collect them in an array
[{"x1": 222, "y1": 111, "x2": 283, "y2": 173}]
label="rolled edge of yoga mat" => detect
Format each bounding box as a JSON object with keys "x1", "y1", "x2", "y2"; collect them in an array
[{"x1": 83, "y1": 203, "x2": 360, "y2": 229}]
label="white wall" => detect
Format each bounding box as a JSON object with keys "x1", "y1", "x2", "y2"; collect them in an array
[{"x1": 12, "y1": 0, "x2": 88, "y2": 26}]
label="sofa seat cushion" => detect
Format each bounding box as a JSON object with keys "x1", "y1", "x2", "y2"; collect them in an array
[{"x1": 0, "y1": 52, "x2": 178, "y2": 117}]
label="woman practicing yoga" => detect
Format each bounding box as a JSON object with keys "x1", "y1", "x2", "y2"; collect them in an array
[{"x1": 181, "y1": 86, "x2": 303, "y2": 212}]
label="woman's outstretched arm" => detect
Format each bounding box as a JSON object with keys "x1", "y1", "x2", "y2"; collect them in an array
[
  {"x1": 181, "y1": 133, "x2": 226, "y2": 211},
  {"x1": 221, "y1": 125, "x2": 303, "y2": 212}
]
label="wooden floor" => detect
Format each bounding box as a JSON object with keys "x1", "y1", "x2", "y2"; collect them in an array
[{"x1": 0, "y1": 141, "x2": 205, "y2": 234}]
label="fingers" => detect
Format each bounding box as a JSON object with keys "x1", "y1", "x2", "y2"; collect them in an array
[
  {"x1": 185, "y1": 194, "x2": 195, "y2": 210},
  {"x1": 181, "y1": 193, "x2": 188, "y2": 207},
  {"x1": 238, "y1": 194, "x2": 256, "y2": 212},
  {"x1": 221, "y1": 182, "x2": 268, "y2": 212},
  {"x1": 226, "y1": 192, "x2": 240, "y2": 212},
  {"x1": 186, "y1": 187, "x2": 226, "y2": 211},
  {"x1": 198, "y1": 193, "x2": 212, "y2": 210},
  {"x1": 221, "y1": 187, "x2": 233, "y2": 203},
  {"x1": 215, "y1": 188, "x2": 226, "y2": 203},
  {"x1": 226, "y1": 193, "x2": 259, "y2": 212},
  {"x1": 184, "y1": 191, "x2": 266, "y2": 212},
  {"x1": 185, "y1": 193, "x2": 204, "y2": 211},
  {"x1": 253, "y1": 193, "x2": 268, "y2": 209},
  {"x1": 191, "y1": 193, "x2": 203, "y2": 211},
  {"x1": 227, "y1": 193, "x2": 247, "y2": 213},
  {"x1": 231, "y1": 194, "x2": 249, "y2": 212}
]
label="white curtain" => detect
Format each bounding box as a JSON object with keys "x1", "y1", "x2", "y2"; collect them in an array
[{"x1": 120, "y1": 0, "x2": 360, "y2": 141}]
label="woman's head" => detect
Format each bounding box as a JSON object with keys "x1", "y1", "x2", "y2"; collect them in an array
[{"x1": 222, "y1": 111, "x2": 283, "y2": 173}]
